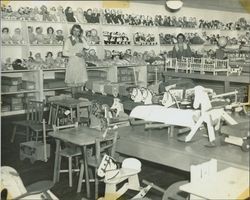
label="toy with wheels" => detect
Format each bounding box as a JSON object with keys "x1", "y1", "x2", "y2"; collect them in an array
[{"x1": 220, "y1": 121, "x2": 250, "y2": 152}]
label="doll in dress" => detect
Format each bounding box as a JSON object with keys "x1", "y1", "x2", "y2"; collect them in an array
[
  {"x1": 2, "y1": 27, "x2": 12, "y2": 44},
  {"x1": 65, "y1": 6, "x2": 76, "y2": 22},
  {"x1": 40, "y1": 5, "x2": 51, "y2": 21},
  {"x1": 56, "y1": 29, "x2": 64, "y2": 44},
  {"x1": 84, "y1": 8, "x2": 93, "y2": 23},
  {"x1": 35, "y1": 26, "x2": 45, "y2": 44},
  {"x1": 55, "y1": 51, "x2": 65, "y2": 68},
  {"x1": 75, "y1": 8, "x2": 86, "y2": 23},
  {"x1": 92, "y1": 8, "x2": 100, "y2": 23},
  {"x1": 57, "y1": 6, "x2": 67, "y2": 22},
  {"x1": 50, "y1": 7, "x2": 58, "y2": 22},
  {"x1": 45, "y1": 51, "x2": 55, "y2": 68},
  {"x1": 28, "y1": 26, "x2": 36, "y2": 44},
  {"x1": 90, "y1": 28, "x2": 100, "y2": 44},
  {"x1": 12, "y1": 28, "x2": 24, "y2": 44},
  {"x1": 45, "y1": 27, "x2": 57, "y2": 44},
  {"x1": 34, "y1": 52, "x2": 46, "y2": 69}
]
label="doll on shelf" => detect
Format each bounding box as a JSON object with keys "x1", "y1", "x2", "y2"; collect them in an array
[
  {"x1": 45, "y1": 27, "x2": 57, "y2": 44},
  {"x1": 55, "y1": 51, "x2": 66, "y2": 68},
  {"x1": 65, "y1": 6, "x2": 76, "y2": 22},
  {"x1": 28, "y1": 26, "x2": 36, "y2": 44},
  {"x1": 75, "y1": 8, "x2": 87, "y2": 24},
  {"x1": 12, "y1": 28, "x2": 24, "y2": 44},
  {"x1": 3, "y1": 58, "x2": 13, "y2": 71},
  {"x1": 56, "y1": 29, "x2": 64, "y2": 44},
  {"x1": 34, "y1": 52, "x2": 46, "y2": 69},
  {"x1": 84, "y1": 8, "x2": 93, "y2": 23},
  {"x1": 45, "y1": 51, "x2": 55, "y2": 68},
  {"x1": 40, "y1": 5, "x2": 51, "y2": 21},
  {"x1": 92, "y1": 8, "x2": 100, "y2": 23},
  {"x1": 87, "y1": 49, "x2": 99, "y2": 62},
  {"x1": 57, "y1": 6, "x2": 67, "y2": 22},
  {"x1": 50, "y1": 7, "x2": 58, "y2": 22},
  {"x1": 31, "y1": 6, "x2": 42, "y2": 21},
  {"x1": 2, "y1": 27, "x2": 12, "y2": 44},
  {"x1": 90, "y1": 28, "x2": 100, "y2": 44},
  {"x1": 35, "y1": 26, "x2": 45, "y2": 44}
]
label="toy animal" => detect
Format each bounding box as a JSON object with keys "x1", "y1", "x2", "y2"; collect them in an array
[
  {"x1": 130, "y1": 87, "x2": 143, "y2": 103},
  {"x1": 140, "y1": 87, "x2": 153, "y2": 104}
]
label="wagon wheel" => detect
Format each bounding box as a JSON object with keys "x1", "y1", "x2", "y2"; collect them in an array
[
  {"x1": 162, "y1": 180, "x2": 189, "y2": 200},
  {"x1": 241, "y1": 138, "x2": 250, "y2": 152}
]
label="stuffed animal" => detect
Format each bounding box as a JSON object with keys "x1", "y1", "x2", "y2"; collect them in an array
[
  {"x1": 40, "y1": 5, "x2": 51, "y2": 21},
  {"x1": 11, "y1": 28, "x2": 24, "y2": 44},
  {"x1": 57, "y1": 6, "x2": 67, "y2": 22},
  {"x1": 2, "y1": 27, "x2": 12, "y2": 44},
  {"x1": 75, "y1": 8, "x2": 86, "y2": 23},
  {"x1": 35, "y1": 26, "x2": 45, "y2": 44},
  {"x1": 65, "y1": 6, "x2": 76, "y2": 22},
  {"x1": 56, "y1": 29, "x2": 64, "y2": 44}
]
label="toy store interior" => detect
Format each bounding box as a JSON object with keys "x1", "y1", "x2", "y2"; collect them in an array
[{"x1": 1, "y1": 0, "x2": 250, "y2": 199}]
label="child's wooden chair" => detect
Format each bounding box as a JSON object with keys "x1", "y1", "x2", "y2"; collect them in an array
[{"x1": 53, "y1": 122, "x2": 81, "y2": 187}]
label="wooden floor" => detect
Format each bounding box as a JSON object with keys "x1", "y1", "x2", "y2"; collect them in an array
[{"x1": 1, "y1": 115, "x2": 189, "y2": 200}]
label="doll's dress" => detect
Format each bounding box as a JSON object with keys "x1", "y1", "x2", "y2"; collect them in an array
[
  {"x1": 2, "y1": 33, "x2": 12, "y2": 44},
  {"x1": 35, "y1": 34, "x2": 45, "y2": 44},
  {"x1": 44, "y1": 33, "x2": 56, "y2": 44},
  {"x1": 12, "y1": 34, "x2": 23, "y2": 44},
  {"x1": 63, "y1": 36, "x2": 89, "y2": 86}
]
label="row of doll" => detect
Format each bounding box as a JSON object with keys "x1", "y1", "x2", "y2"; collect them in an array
[
  {"x1": 2, "y1": 26, "x2": 100, "y2": 45},
  {"x1": 2, "y1": 4, "x2": 250, "y2": 30}
]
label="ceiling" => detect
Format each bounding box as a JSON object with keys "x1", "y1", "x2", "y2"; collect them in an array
[{"x1": 135, "y1": 0, "x2": 249, "y2": 13}]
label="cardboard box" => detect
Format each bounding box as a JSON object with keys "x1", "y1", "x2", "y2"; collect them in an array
[
  {"x1": 4, "y1": 97, "x2": 23, "y2": 104},
  {"x1": 1, "y1": 76, "x2": 22, "y2": 86},
  {"x1": 22, "y1": 80, "x2": 36, "y2": 90},
  {"x1": 1, "y1": 85, "x2": 21, "y2": 92},
  {"x1": 11, "y1": 103, "x2": 24, "y2": 111},
  {"x1": 1, "y1": 105, "x2": 11, "y2": 112}
]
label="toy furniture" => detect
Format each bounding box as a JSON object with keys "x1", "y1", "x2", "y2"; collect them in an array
[
  {"x1": 97, "y1": 156, "x2": 152, "y2": 200},
  {"x1": 179, "y1": 159, "x2": 250, "y2": 200},
  {"x1": 49, "y1": 126, "x2": 117, "y2": 198},
  {"x1": 52, "y1": 122, "x2": 81, "y2": 187},
  {"x1": 1, "y1": 166, "x2": 58, "y2": 200},
  {"x1": 77, "y1": 131, "x2": 118, "y2": 199}
]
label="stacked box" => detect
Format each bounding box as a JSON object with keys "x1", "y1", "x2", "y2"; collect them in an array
[
  {"x1": 1, "y1": 76, "x2": 22, "y2": 85},
  {"x1": 1, "y1": 105, "x2": 11, "y2": 112},
  {"x1": 2, "y1": 96, "x2": 24, "y2": 111},
  {"x1": 44, "y1": 79, "x2": 66, "y2": 89},
  {"x1": 11, "y1": 104, "x2": 24, "y2": 111},
  {"x1": 22, "y1": 80, "x2": 36, "y2": 90},
  {"x1": 92, "y1": 80, "x2": 110, "y2": 94},
  {"x1": 55, "y1": 72, "x2": 65, "y2": 80},
  {"x1": 1, "y1": 85, "x2": 22, "y2": 92}
]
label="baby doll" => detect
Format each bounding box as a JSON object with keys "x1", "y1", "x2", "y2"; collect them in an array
[
  {"x1": 45, "y1": 26, "x2": 57, "y2": 44},
  {"x1": 11, "y1": 28, "x2": 24, "y2": 44},
  {"x1": 40, "y1": 5, "x2": 51, "y2": 21},
  {"x1": 2, "y1": 27, "x2": 12, "y2": 44},
  {"x1": 48, "y1": 7, "x2": 57, "y2": 22},
  {"x1": 45, "y1": 51, "x2": 55, "y2": 68},
  {"x1": 28, "y1": 26, "x2": 36, "y2": 44},
  {"x1": 55, "y1": 51, "x2": 65, "y2": 68},
  {"x1": 57, "y1": 6, "x2": 67, "y2": 22},
  {"x1": 90, "y1": 28, "x2": 100, "y2": 44},
  {"x1": 75, "y1": 8, "x2": 87, "y2": 23},
  {"x1": 56, "y1": 29, "x2": 64, "y2": 44},
  {"x1": 35, "y1": 26, "x2": 45, "y2": 44},
  {"x1": 65, "y1": 6, "x2": 76, "y2": 22}
]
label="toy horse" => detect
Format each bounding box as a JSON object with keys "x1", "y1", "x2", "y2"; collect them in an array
[
  {"x1": 161, "y1": 84, "x2": 180, "y2": 108},
  {"x1": 130, "y1": 87, "x2": 143, "y2": 103},
  {"x1": 97, "y1": 155, "x2": 152, "y2": 200},
  {"x1": 140, "y1": 87, "x2": 153, "y2": 104}
]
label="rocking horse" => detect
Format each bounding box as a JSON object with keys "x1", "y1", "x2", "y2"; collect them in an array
[
  {"x1": 130, "y1": 87, "x2": 143, "y2": 103},
  {"x1": 140, "y1": 87, "x2": 154, "y2": 105},
  {"x1": 97, "y1": 155, "x2": 152, "y2": 200}
]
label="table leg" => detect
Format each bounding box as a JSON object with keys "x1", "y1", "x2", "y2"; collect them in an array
[
  {"x1": 82, "y1": 146, "x2": 90, "y2": 198},
  {"x1": 77, "y1": 104, "x2": 80, "y2": 123},
  {"x1": 53, "y1": 139, "x2": 60, "y2": 183}
]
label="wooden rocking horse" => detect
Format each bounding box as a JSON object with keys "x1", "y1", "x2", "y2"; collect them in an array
[{"x1": 97, "y1": 155, "x2": 152, "y2": 200}]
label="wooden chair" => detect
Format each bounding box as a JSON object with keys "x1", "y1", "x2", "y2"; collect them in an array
[
  {"x1": 11, "y1": 100, "x2": 45, "y2": 143},
  {"x1": 77, "y1": 131, "x2": 118, "y2": 199},
  {"x1": 53, "y1": 122, "x2": 81, "y2": 187}
]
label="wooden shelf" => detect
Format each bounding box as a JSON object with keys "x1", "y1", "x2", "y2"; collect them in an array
[
  {"x1": 2, "y1": 44, "x2": 27, "y2": 46},
  {"x1": 1, "y1": 110, "x2": 26, "y2": 117},
  {"x1": 43, "y1": 87, "x2": 71, "y2": 91},
  {"x1": 1, "y1": 90, "x2": 39, "y2": 95},
  {"x1": 2, "y1": 70, "x2": 38, "y2": 73},
  {"x1": 43, "y1": 68, "x2": 66, "y2": 72}
]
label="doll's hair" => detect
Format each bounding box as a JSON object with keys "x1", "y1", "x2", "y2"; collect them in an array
[
  {"x1": 70, "y1": 24, "x2": 83, "y2": 36},
  {"x1": 28, "y1": 26, "x2": 33, "y2": 31},
  {"x1": 65, "y1": 6, "x2": 73, "y2": 14},
  {"x1": 47, "y1": 27, "x2": 54, "y2": 34},
  {"x1": 35, "y1": 26, "x2": 43, "y2": 32},
  {"x1": 46, "y1": 51, "x2": 53, "y2": 57},
  {"x1": 2, "y1": 27, "x2": 9, "y2": 33},
  {"x1": 176, "y1": 33, "x2": 186, "y2": 41}
]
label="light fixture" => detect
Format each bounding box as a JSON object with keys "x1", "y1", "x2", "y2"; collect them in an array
[{"x1": 166, "y1": 0, "x2": 183, "y2": 10}]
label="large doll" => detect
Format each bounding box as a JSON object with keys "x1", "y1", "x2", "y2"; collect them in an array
[
  {"x1": 63, "y1": 24, "x2": 89, "y2": 96},
  {"x1": 65, "y1": 6, "x2": 76, "y2": 22},
  {"x1": 11, "y1": 28, "x2": 24, "y2": 44},
  {"x1": 35, "y1": 26, "x2": 45, "y2": 44},
  {"x1": 45, "y1": 26, "x2": 57, "y2": 44},
  {"x1": 2, "y1": 27, "x2": 12, "y2": 44}
]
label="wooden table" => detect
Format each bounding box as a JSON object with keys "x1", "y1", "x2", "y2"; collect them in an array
[
  {"x1": 49, "y1": 98, "x2": 91, "y2": 124},
  {"x1": 49, "y1": 126, "x2": 113, "y2": 198},
  {"x1": 179, "y1": 167, "x2": 249, "y2": 199}
]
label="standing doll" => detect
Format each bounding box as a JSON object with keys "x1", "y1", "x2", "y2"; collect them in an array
[{"x1": 63, "y1": 24, "x2": 90, "y2": 97}]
